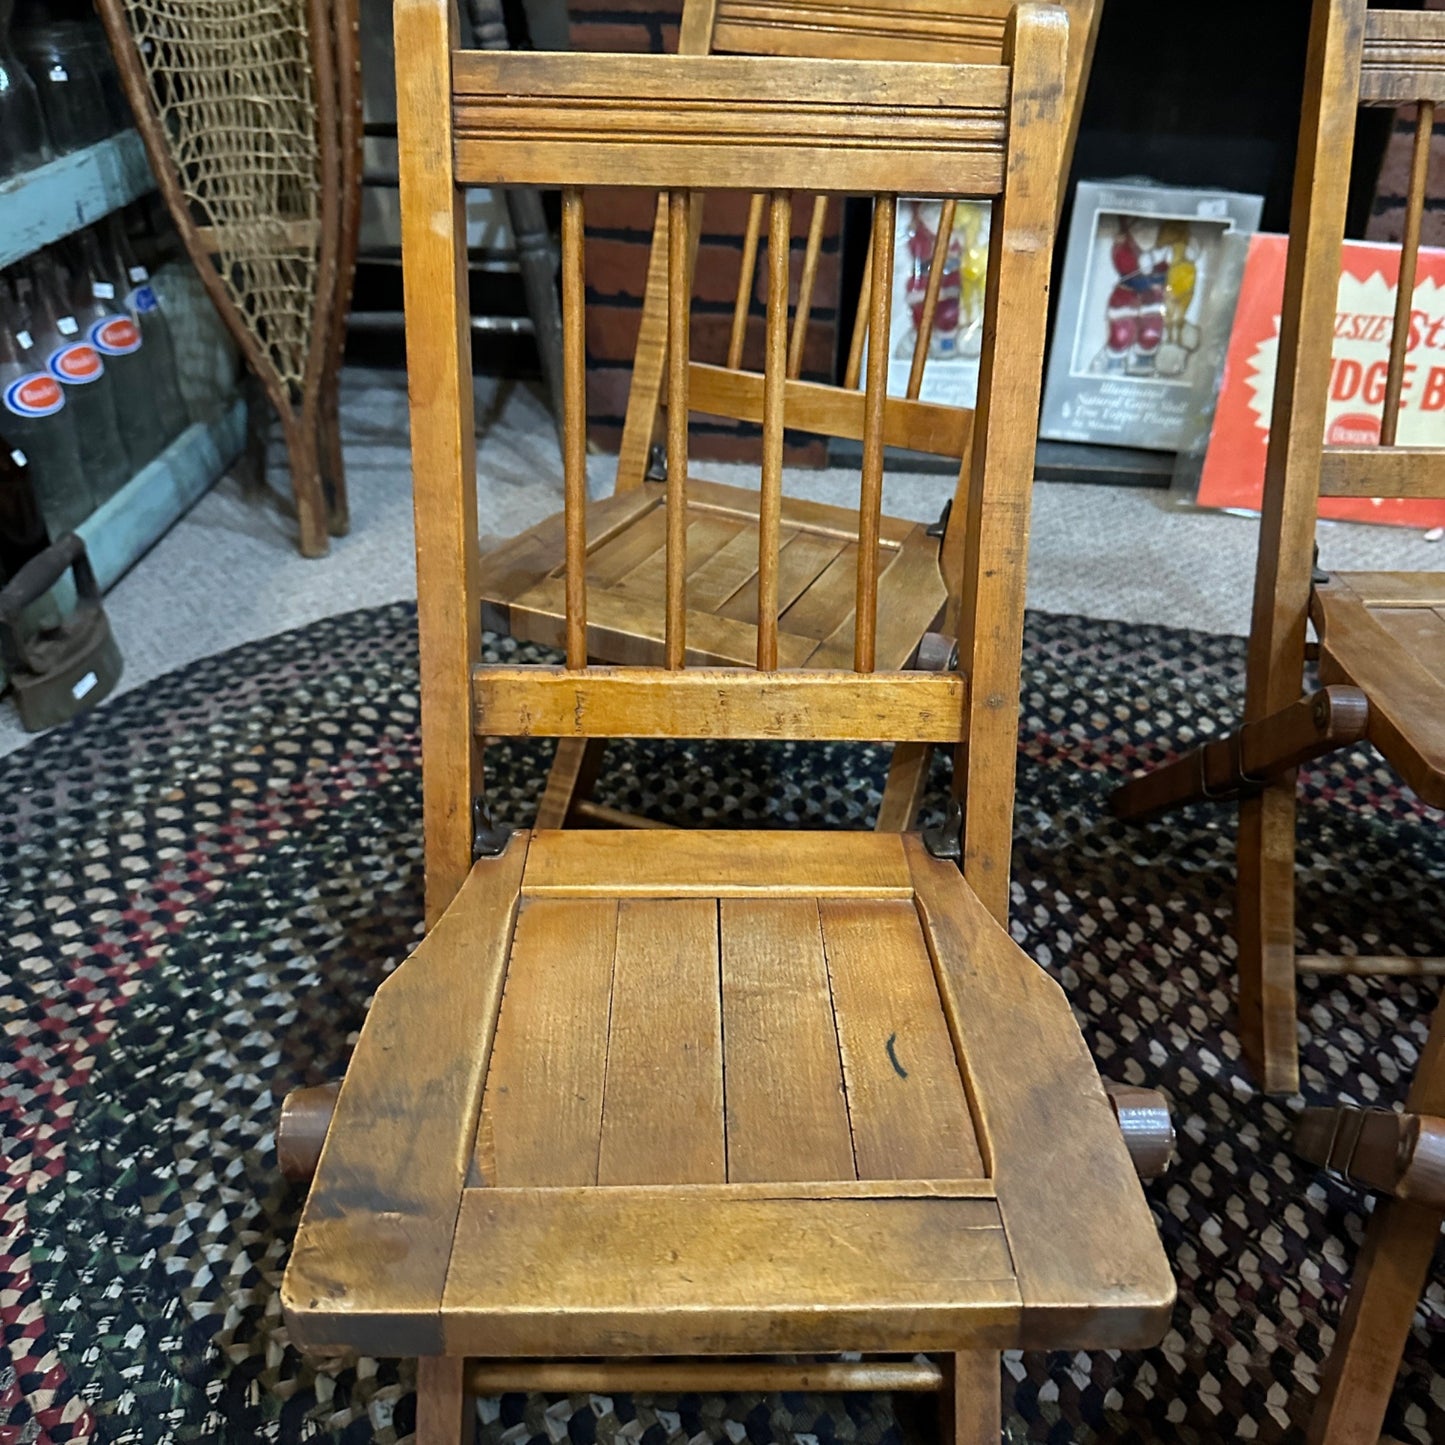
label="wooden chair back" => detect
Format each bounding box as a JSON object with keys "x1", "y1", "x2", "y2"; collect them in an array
[
  {"x1": 1247, "y1": 0, "x2": 1445, "y2": 732},
  {"x1": 396, "y1": 0, "x2": 1068, "y2": 926},
  {"x1": 612, "y1": 0, "x2": 1101, "y2": 584}
]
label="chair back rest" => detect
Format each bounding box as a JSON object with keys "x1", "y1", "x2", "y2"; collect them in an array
[
  {"x1": 1248, "y1": 0, "x2": 1445, "y2": 720},
  {"x1": 395, "y1": 0, "x2": 1067, "y2": 924}
]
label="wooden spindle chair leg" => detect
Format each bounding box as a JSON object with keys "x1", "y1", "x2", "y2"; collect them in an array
[
  {"x1": 758, "y1": 191, "x2": 790, "y2": 670},
  {"x1": 416, "y1": 1356, "x2": 476, "y2": 1445},
  {"x1": 665, "y1": 188, "x2": 691, "y2": 670},
  {"x1": 727, "y1": 193, "x2": 765, "y2": 371},
  {"x1": 1381, "y1": 100, "x2": 1433, "y2": 446},
  {"x1": 854, "y1": 195, "x2": 895, "y2": 674},
  {"x1": 877, "y1": 742, "x2": 933, "y2": 832},
  {"x1": 787, "y1": 194, "x2": 829, "y2": 380},
  {"x1": 941, "y1": 1352, "x2": 1000, "y2": 1445},
  {"x1": 535, "y1": 736, "x2": 608, "y2": 829},
  {"x1": 907, "y1": 199, "x2": 956, "y2": 400},
  {"x1": 1236, "y1": 780, "x2": 1302, "y2": 1094}
]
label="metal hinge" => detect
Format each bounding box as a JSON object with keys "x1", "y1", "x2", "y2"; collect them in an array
[
  {"x1": 472, "y1": 798, "x2": 511, "y2": 860},
  {"x1": 922, "y1": 798, "x2": 964, "y2": 862},
  {"x1": 646, "y1": 442, "x2": 668, "y2": 482},
  {"x1": 925, "y1": 497, "x2": 952, "y2": 541}
]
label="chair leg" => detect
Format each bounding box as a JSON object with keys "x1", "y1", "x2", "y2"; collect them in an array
[
  {"x1": 416, "y1": 1357, "x2": 475, "y2": 1445},
  {"x1": 877, "y1": 741, "x2": 932, "y2": 832},
  {"x1": 536, "y1": 737, "x2": 607, "y2": 828},
  {"x1": 1236, "y1": 778, "x2": 1301, "y2": 1094},
  {"x1": 1307, "y1": 998, "x2": 1445, "y2": 1443},
  {"x1": 1305, "y1": 1196, "x2": 1444, "y2": 1444},
  {"x1": 940, "y1": 1352, "x2": 999, "y2": 1445}
]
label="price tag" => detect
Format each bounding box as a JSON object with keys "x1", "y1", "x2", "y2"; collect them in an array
[
  {"x1": 93, "y1": 282, "x2": 116, "y2": 299},
  {"x1": 16, "y1": 329, "x2": 33, "y2": 349},
  {"x1": 9, "y1": 448, "x2": 26, "y2": 467},
  {"x1": 57, "y1": 316, "x2": 79, "y2": 336}
]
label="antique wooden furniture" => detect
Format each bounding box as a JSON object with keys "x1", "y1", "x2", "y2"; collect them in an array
[
  {"x1": 97, "y1": 0, "x2": 360, "y2": 557},
  {"x1": 479, "y1": 0, "x2": 1102, "y2": 833},
  {"x1": 281, "y1": 7, "x2": 1174, "y2": 1440},
  {"x1": 1112, "y1": 0, "x2": 1445, "y2": 1094},
  {"x1": 1293, "y1": 1000, "x2": 1445, "y2": 1443}
]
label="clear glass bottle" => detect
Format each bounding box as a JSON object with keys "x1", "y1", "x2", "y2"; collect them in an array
[
  {"x1": 0, "y1": 273, "x2": 93, "y2": 536},
  {"x1": 103, "y1": 214, "x2": 189, "y2": 439},
  {"x1": 0, "y1": 0, "x2": 52, "y2": 179},
  {"x1": 27, "y1": 250, "x2": 132, "y2": 503},
  {"x1": 13, "y1": 11, "x2": 112, "y2": 153},
  {"x1": 71, "y1": 227, "x2": 169, "y2": 466}
]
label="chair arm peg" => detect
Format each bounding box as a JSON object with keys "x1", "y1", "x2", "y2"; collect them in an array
[
  {"x1": 278, "y1": 1081, "x2": 341, "y2": 1185},
  {"x1": 1104, "y1": 1082, "x2": 1174, "y2": 1180},
  {"x1": 914, "y1": 631, "x2": 958, "y2": 673}
]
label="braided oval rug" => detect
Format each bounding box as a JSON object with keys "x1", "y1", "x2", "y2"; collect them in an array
[{"x1": 3, "y1": 604, "x2": 1443, "y2": 1445}]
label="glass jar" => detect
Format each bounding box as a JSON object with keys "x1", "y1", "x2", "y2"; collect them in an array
[
  {"x1": 14, "y1": 18, "x2": 113, "y2": 154},
  {"x1": 0, "y1": 0, "x2": 52, "y2": 179}
]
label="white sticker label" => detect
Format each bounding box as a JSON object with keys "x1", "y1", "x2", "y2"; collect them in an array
[
  {"x1": 129, "y1": 265, "x2": 148, "y2": 283},
  {"x1": 56, "y1": 316, "x2": 79, "y2": 336},
  {"x1": 16, "y1": 329, "x2": 32, "y2": 349},
  {"x1": 93, "y1": 281, "x2": 115, "y2": 299},
  {"x1": 10, "y1": 448, "x2": 26, "y2": 467},
  {"x1": 72, "y1": 671, "x2": 99, "y2": 700}
]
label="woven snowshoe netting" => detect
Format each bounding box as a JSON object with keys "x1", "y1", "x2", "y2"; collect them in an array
[{"x1": 112, "y1": 0, "x2": 324, "y2": 394}]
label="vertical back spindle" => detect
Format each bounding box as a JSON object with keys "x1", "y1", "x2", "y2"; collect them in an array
[
  {"x1": 1382, "y1": 99, "x2": 1435, "y2": 447},
  {"x1": 844, "y1": 217, "x2": 875, "y2": 391},
  {"x1": 561, "y1": 186, "x2": 587, "y2": 669},
  {"x1": 907, "y1": 199, "x2": 956, "y2": 400},
  {"x1": 855, "y1": 195, "x2": 895, "y2": 674},
  {"x1": 758, "y1": 191, "x2": 791, "y2": 670},
  {"x1": 787, "y1": 195, "x2": 829, "y2": 379},
  {"x1": 665, "y1": 189, "x2": 691, "y2": 669},
  {"x1": 727, "y1": 193, "x2": 765, "y2": 371}
]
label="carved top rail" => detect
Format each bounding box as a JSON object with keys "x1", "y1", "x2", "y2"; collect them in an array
[
  {"x1": 450, "y1": 53, "x2": 1011, "y2": 194},
  {"x1": 712, "y1": 0, "x2": 1012, "y2": 63},
  {"x1": 1361, "y1": 10, "x2": 1445, "y2": 104}
]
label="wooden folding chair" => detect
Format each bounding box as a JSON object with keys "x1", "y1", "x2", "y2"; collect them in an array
[
  {"x1": 280, "y1": 8, "x2": 1173, "y2": 1441},
  {"x1": 479, "y1": 0, "x2": 1102, "y2": 833},
  {"x1": 1111, "y1": 0, "x2": 1445, "y2": 1095}
]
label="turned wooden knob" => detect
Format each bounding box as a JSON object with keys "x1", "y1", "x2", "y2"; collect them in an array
[
  {"x1": 278, "y1": 1081, "x2": 341, "y2": 1184},
  {"x1": 1105, "y1": 1082, "x2": 1174, "y2": 1180},
  {"x1": 914, "y1": 630, "x2": 958, "y2": 672}
]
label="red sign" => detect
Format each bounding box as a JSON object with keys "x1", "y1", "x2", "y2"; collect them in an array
[{"x1": 1196, "y1": 233, "x2": 1445, "y2": 529}]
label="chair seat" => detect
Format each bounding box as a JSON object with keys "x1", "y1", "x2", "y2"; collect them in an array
[
  {"x1": 282, "y1": 830, "x2": 1173, "y2": 1361},
  {"x1": 480, "y1": 479, "x2": 948, "y2": 669},
  {"x1": 1313, "y1": 571, "x2": 1445, "y2": 808}
]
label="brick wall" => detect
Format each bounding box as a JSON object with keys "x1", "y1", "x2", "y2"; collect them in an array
[{"x1": 569, "y1": 0, "x2": 843, "y2": 463}]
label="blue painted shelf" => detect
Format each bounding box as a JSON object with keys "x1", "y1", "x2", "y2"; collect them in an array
[
  {"x1": 0, "y1": 131, "x2": 154, "y2": 271},
  {"x1": 79, "y1": 400, "x2": 247, "y2": 592}
]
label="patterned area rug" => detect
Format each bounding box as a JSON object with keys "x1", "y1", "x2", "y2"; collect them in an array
[{"x1": 3, "y1": 604, "x2": 1444, "y2": 1445}]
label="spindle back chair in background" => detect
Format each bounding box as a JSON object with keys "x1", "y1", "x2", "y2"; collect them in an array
[
  {"x1": 1113, "y1": 0, "x2": 1445, "y2": 1097},
  {"x1": 480, "y1": 0, "x2": 1102, "y2": 832},
  {"x1": 280, "y1": 7, "x2": 1173, "y2": 1441}
]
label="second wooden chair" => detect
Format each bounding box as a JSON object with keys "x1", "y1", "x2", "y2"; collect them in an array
[{"x1": 480, "y1": 0, "x2": 1102, "y2": 832}]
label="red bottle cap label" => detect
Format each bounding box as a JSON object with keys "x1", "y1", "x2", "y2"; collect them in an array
[
  {"x1": 90, "y1": 316, "x2": 143, "y2": 356},
  {"x1": 48, "y1": 343, "x2": 104, "y2": 384},
  {"x1": 3, "y1": 371, "x2": 66, "y2": 417}
]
